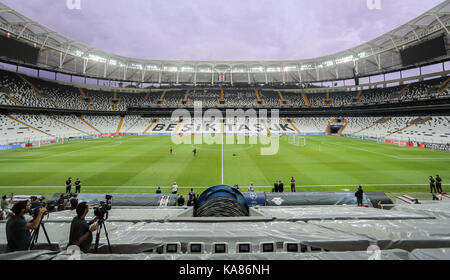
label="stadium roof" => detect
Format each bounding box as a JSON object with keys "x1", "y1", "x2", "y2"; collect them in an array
[{"x1": 0, "y1": 1, "x2": 449, "y2": 84}]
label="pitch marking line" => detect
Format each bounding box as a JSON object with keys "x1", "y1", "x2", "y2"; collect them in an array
[{"x1": 0, "y1": 184, "x2": 447, "y2": 189}]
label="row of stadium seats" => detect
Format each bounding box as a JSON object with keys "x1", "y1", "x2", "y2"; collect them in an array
[
  {"x1": 1, "y1": 113, "x2": 448, "y2": 145},
  {"x1": 1, "y1": 69, "x2": 449, "y2": 111}
]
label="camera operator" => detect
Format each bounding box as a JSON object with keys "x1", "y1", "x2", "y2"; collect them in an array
[
  {"x1": 70, "y1": 194, "x2": 79, "y2": 210},
  {"x1": 1, "y1": 195, "x2": 9, "y2": 212},
  {"x1": 57, "y1": 194, "x2": 65, "y2": 211},
  {"x1": 5, "y1": 201, "x2": 47, "y2": 252},
  {"x1": 69, "y1": 202, "x2": 98, "y2": 253},
  {"x1": 177, "y1": 195, "x2": 185, "y2": 206},
  {"x1": 30, "y1": 196, "x2": 41, "y2": 209}
]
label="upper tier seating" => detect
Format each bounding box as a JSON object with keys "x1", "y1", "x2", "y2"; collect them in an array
[{"x1": 0, "y1": 69, "x2": 449, "y2": 110}]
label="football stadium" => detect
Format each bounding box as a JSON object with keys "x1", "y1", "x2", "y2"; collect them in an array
[{"x1": 0, "y1": 0, "x2": 450, "y2": 261}]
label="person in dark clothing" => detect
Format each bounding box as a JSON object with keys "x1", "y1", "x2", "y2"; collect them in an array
[
  {"x1": 66, "y1": 177, "x2": 72, "y2": 194},
  {"x1": 30, "y1": 196, "x2": 41, "y2": 209},
  {"x1": 156, "y1": 187, "x2": 162, "y2": 194},
  {"x1": 57, "y1": 194, "x2": 65, "y2": 211},
  {"x1": 355, "y1": 186, "x2": 364, "y2": 207},
  {"x1": 170, "y1": 146, "x2": 173, "y2": 155},
  {"x1": 436, "y1": 175, "x2": 443, "y2": 193},
  {"x1": 6, "y1": 201, "x2": 47, "y2": 252},
  {"x1": 193, "y1": 194, "x2": 199, "y2": 205},
  {"x1": 290, "y1": 177, "x2": 296, "y2": 192},
  {"x1": 75, "y1": 179, "x2": 81, "y2": 193},
  {"x1": 70, "y1": 194, "x2": 78, "y2": 210},
  {"x1": 279, "y1": 181, "x2": 284, "y2": 193},
  {"x1": 188, "y1": 188, "x2": 195, "y2": 201},
  {"x1": 429, "y1": 176, "x2": 437, "y2": 193},
  {"x1": 274, "y1": 181, "x2": 279, "y2": 193},
  {"x1": 177, "y1": 195, "x2": 185, "y2": 206},
  {"x1": 68, "y1": 202, "x2": 98, "y2": 253},
  {"x1": 193, "y1": 148, "x2": 197, "y2": 157}
]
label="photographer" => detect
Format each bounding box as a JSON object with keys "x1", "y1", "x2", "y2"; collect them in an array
[
  {"x1": 70, "y1": 194, "x2": 79, "y2": 210},
  {"x1": 57, "y1": 194, "x2": 65, "y2": 211},
  {"x1": 6, "y1": 201, "x2": 47, "y2": 252},
  {"x1": 1, "y1": 195, "x2": 10, "y2": 212},
  {"x1": 177, "y1": 195, "x2": 185, "y2": 206},
  {"x1": 30, "y1": 196, "x2": 41, "y2": 209},
  {"x1": 69, "y1": 202, "x2": 98, "y2": 253}
]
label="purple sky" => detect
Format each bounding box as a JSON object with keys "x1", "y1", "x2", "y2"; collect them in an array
[{"x1": 3, "y1": 0, "x2": 444, "y2": 61}]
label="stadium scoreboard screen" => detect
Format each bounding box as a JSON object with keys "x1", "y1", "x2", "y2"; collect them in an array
[
  {"x1": 400, "y1": 35, "x2": 447, "y2": 67},
  {"x1": 0, "y1": 35, "x2": 40, "y2": 64}
]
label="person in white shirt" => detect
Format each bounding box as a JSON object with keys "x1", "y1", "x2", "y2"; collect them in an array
[
  {"x1": 248, "y1": 183, "x2": 255, "y2": 192},
  {"x1": 172, "y1": 182, "x2": 178, "y2": 194}
]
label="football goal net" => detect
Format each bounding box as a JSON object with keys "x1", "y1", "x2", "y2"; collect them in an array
[{"x1": 288, "y1": 135, "x2": 306, "y2": 147}]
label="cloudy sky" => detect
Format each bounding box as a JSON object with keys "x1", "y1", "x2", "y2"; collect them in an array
[{"x1": 1, "y1": 0, "x2": 445, "y2": 61}]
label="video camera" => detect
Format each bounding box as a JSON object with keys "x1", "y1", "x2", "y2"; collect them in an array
[
  {"x1": 93, "y1": 195, "x2": 112, "y2": 221},
  {"x1": 29, "y1": 202, "x2": 49, "y2": 220}
]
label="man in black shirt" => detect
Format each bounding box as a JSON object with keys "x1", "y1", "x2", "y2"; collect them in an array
[
  {"x1": 70, "y1": 194, "x2": 79, "y2": 210},
  {"x1": 274, "y1": 181, "x2": 279, "y2": 193},
  {"x1": 69, "y1": 202, "x2": 98, "y2": 253},
  {"x1": 75, "y1": 179, "x2": 81, "y2": 193},
  {"x1": 6, "y1": 201, "x2": 47, "y2": 252},
  {"x1": 436, "y1": 175, "x2": 443, "y2": 193},
  {"x1": 66, "y1": 177, "x2": 72, "y2": 194},
  {"x1": 177, "y1": 195, "x2": 185, "y2": 206},
  {"x1": 156, "y1": 187, "x2": 162, "y2": 194},
  {"x1": 355, "y1": 186, "x2": 364, "y2": 207},
  {"x1": 278, "y1": 181, "x2": 284, "y2": 193},
  {"x1": 57, "y1": 194, "x2": 65, "y2": 211},
  {"x1": 188, "y1": 188, "x2": 195, "y2": 201},
  {"x1": 429, "y1": 176, "x2": 437, "y2": 193}
]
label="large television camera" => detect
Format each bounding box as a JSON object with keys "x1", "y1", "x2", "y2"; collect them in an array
[
  {"x1": 93, "y1": 195, "x2": 112, "y2": 221},
  {"x1": 29, "y1": 201, "x2": 49, "y2": 220}
]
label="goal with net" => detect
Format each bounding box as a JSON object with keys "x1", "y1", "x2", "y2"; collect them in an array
[{"x1": 288, "y1": 135, "x2": 306, "y2": 147}]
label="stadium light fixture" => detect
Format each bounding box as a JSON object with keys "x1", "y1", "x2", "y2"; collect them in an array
[
  {"x1": 300, "y1": 64, "x2": 313, "y2": 70},
  {"x1": 267, "y1": 67, "x2": 281, "y2": 72},
  {"x1": 283, "y1": 66, "x2": 297, "y2": 72},
  {"x1": 164, "y1": 66, "x2": 178, "y2": 72},
  {"x1": 109, "y1": 59, "x2": 117, "y2": 66},
  {"x1": 252, "y1": 67, "x2": 264, "y2": 72},
  {"x1": 130, "y1": 64, "x2": 143, "y2": 70},
  {"x1": 181, "y1": 67, "x2": 193, "y2": 72},
  {"x1": 74, "y1": 50, "x2": 83, "y2": 57},
  {"x1": 87, "y1": 54, "x2": 106, "y2": 63},
  {"x1": 321, "y1": 60, "x2": 334, "y2": 67},
  {"x1": 147, "y1": 65, "x2": 159, "y2": 71},
  {"x1": 336, "y1": 55, "x2": 354, "y2": 64}
]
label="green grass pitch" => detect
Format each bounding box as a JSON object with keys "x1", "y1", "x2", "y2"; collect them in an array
[{"x1": 0, "y1": 135, "x2": 449, "y2": 201}]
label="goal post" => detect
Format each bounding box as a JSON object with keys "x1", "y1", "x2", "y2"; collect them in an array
[{"x1": 288, "y1": 135, "x2": 306, "y2": 147}]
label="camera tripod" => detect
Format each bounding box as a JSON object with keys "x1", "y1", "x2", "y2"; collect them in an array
[
  {"x1": 94, "y1": 218, "x2": 112, "y2": 253},
  {"x1": 28, "y1": 215, "x2": 52, "y2": 250}
]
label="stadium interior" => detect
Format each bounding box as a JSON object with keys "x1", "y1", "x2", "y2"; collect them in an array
[{"x1": 1, "y1": 1, "x2": 450, "y2": 260}]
